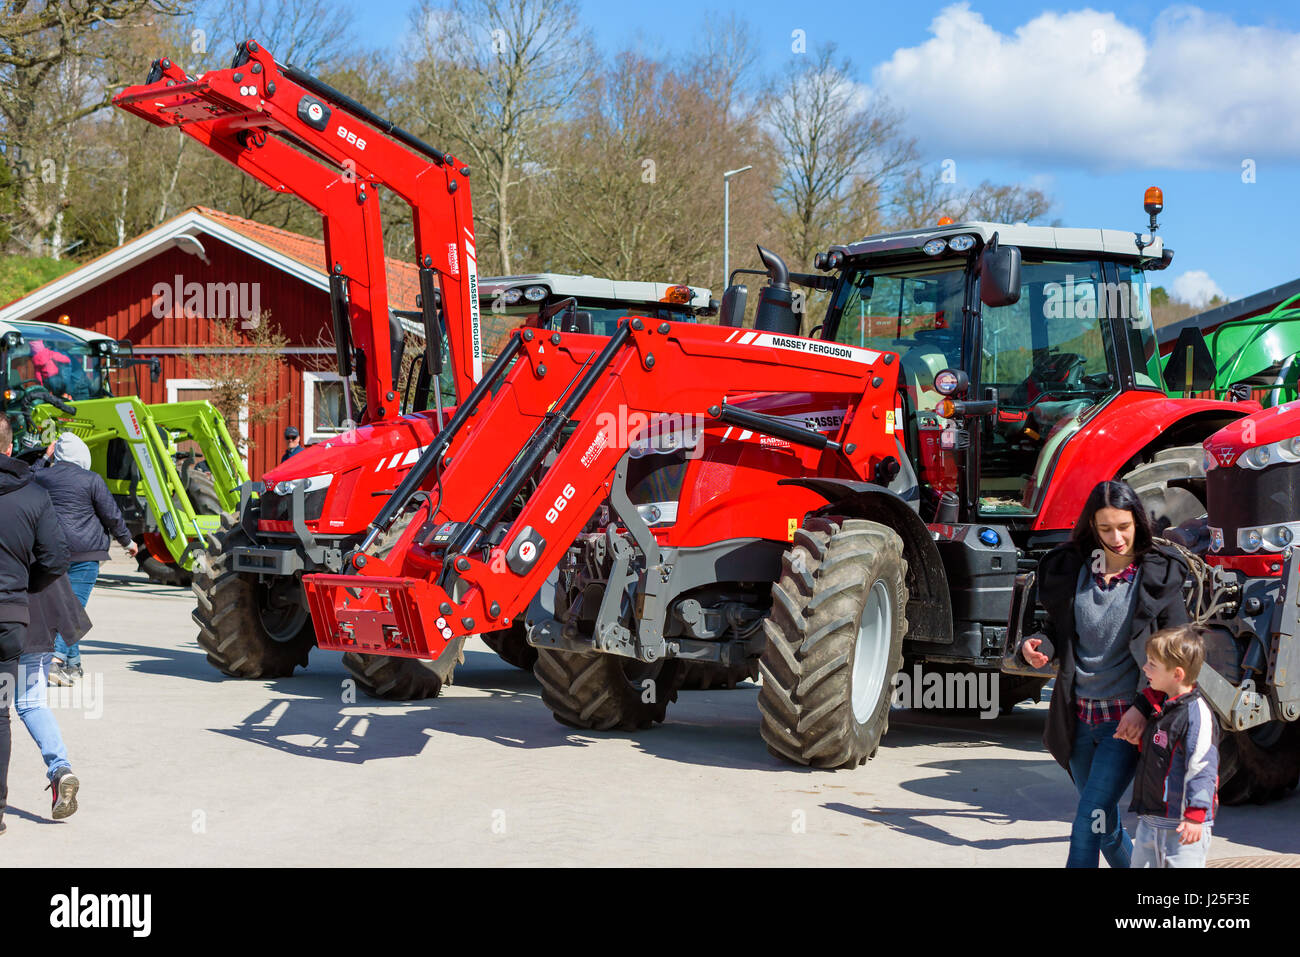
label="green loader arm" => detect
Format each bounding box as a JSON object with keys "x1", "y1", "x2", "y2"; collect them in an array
[{"x1": 28, "y1": 396, "x2": 249, "y2": 572}]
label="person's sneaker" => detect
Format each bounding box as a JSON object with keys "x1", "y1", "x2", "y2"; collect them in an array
[
  {"x1": 67, "y1": 663, "x2": 84, "y2": 682},
  {"x1": 48, "y1": 769, "x2": 79, "y2": 820},
  {"x1": 47, "y1": 663, "x2": 73, "y2": 687}
]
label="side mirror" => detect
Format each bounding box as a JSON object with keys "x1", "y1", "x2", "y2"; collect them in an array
[
  {"x1": 979, "y1": 232, "x2": 1022, "y2": 308},
  {"x1": 1163, "y1": 326, "x2": 1217, "y2": 395},
  {"x1": 538, "y1": 296, "x2": 578, "y2": 330},
  {"x1": 149, "y1": 358, "x2": 161, "y2": 383},
  {"x1": 718, "y1": 284, "x2": 747, "y2": 327},
  {"x1": 561, "y1": 310, "x2": 593, "y2": 335}
]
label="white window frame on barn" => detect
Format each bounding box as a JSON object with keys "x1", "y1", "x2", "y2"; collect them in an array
[
  {"x1": 166, "y1": 377, "x2": 250, "y2": 467},
  {"x1": 303, "y1": 370, "x2": 355, "y2": 443}
]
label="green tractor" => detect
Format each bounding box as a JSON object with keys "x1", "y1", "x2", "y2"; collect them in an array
[{"x1": 1, "y1": 318, "x2": 248, "y2": 584}]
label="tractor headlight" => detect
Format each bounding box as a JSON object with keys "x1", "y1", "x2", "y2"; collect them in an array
[
  {"x1": 1209, "y1": 526, "x2": 1225, "y2": 552},
  {"x1": 524, "y1": 285, "x2": 548, "y2": 302},
  {"x1": 1238, "y1": 437, "x2": 1300, "y2": 469},
  {"x1": 1243, "y1": 446, "x2": 1272, "y2": 469},
  {"x1": 1265, "y1": 525, "x2": 1294, "y2": 549},
  {"x1": 1203, "y1": 448, "x2": 1217, "y2": 473},
  {"x1": 923, "y1": 239, "x2": 948, "y2": 256},
  {"x1": 1242, "y1": 528, "x2": 1264, "y2": 552},
  {"x1": 502, "y1": 287, "x2": 522, "y2": 305},
  {"x1": 947, "y1": 234, "x2": 976, "y2": 252}
]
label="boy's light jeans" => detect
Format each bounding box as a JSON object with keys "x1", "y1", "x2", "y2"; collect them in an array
[{"x1": 1131, "y1": 815, "x2": 1211, "y2": 867}]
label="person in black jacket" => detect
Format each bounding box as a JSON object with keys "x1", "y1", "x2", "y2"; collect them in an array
[
  {"x1": 1018, "y1": 479, "x2": 1190, "y2": 868},
  {"x1": 33, "y1": 432, "x2": 137, "y2": 684},
  {"x1": 0, "y1": 415, "x2": 70, "y2": 835}
]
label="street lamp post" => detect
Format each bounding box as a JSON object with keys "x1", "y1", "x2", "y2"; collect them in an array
[{"x1": 723, "y1": 165, "x2": 753, "y2": 289}]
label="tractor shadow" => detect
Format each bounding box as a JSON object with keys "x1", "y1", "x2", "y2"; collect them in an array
[{"x1": 206, "y1": 658, "x2": 1062, "y2": 774}]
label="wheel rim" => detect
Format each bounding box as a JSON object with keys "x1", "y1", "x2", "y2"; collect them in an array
[
  {"x1": 257, "y1": 578, "x2": 309, "y2": 642},
  {"x1": 851, "y1": 580, "x2": 892, "y2": 725}
]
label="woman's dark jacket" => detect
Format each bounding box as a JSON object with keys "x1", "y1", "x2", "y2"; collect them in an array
[
  {"x1": 1035, "y1": 540, "x2": 1190, "y2": 773},
  {"x1": 23, "y1": 571, "x2": 92, "y2": 655},
  {"x1": 33, "y1": 459, "x2": 133, "y2": 561}
]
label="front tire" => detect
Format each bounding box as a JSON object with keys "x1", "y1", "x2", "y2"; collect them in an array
[
  {"x1": 757, "y1": 516, "x2": 908, "y2": 769},
  {"x1": 482, "y1": 619, "x2": 538, "y2": 671},
  {"x1": 192, "y1": 517, "x2": 314, "y2": 678},
  {"x1": 342, "y1": 642, "x2": 466, "y2": 699},
  {"x1": 1218, "y1": 720, "x2": 1300, "y2": 805},
  {"x1": 534, "y1": 650, "x2": 683, "y2": 731}
]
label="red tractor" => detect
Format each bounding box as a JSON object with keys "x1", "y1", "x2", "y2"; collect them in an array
[
  {"x1": 1176, "y1": 402, "x2": 1300, "y2": 802},
  {"x1": 301, "y1": 198, "x2": 1261, "y2": 768}
]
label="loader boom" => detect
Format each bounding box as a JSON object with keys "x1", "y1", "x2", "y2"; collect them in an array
[{"x1": 113, "y1": 39, "x2": 481, "y2": 419}]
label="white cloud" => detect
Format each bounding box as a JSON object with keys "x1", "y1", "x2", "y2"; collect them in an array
[
  {"x1": 871, "y1": 3, "x2": 1300, "y2": 170},
  {"x1": 1170, "y1": 269, "x2": 1225, "y2": 306}
]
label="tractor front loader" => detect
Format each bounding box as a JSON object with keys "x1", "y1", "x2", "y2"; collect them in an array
[{"x1": 303, "y1": 301, "x2": 908, "y2": 765}]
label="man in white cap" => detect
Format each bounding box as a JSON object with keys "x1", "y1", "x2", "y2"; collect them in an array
[{"x1": 33, "y1": 432, "x2": 137, "y2": 685}]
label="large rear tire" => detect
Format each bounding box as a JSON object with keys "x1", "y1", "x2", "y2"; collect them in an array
[
  {"x1": 191, "y1": 517, "x2": 314, "y2": 678},
  {"x1": 1218, "y1": 720, "x2": 1300, "y2": 805},
  {"x1": 481, "y1": 620, "x2": 538, "y2": 671},
  {"x1": 1122, "y1": 445, "x2": 1206, "y2": 535},
  {"x1": 535, "y1": 650, "x2": 683, "y2": 731},
  {"x1": 757, "y1": 516, "x2": 908, "y2": 769}
]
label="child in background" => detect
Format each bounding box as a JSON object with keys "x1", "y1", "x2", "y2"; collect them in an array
[{"x1": 1128, "y1": 625, "x2": 1219, "y2": 867}]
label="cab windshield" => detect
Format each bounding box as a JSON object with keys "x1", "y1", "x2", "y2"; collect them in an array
[
  {"x1": 4, "y1": 333, "x2": 110, "y2": 401},
  {"x1": 825, "y1": 262, "x2": 967, "y2": 414}
]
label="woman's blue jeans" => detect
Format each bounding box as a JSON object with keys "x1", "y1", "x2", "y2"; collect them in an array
[
  {"x1": 53, "y1": 560, "x2": 100, "y2": 668},
  {"x1": 1067, "y1": 718, "x2": 1139, "y2": 868}
]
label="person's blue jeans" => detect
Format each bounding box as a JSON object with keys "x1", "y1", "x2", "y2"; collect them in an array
[
  {"x1": 53, "y1": 560, "x2": 99, "y2": 668},
  {"x1": 1067, "y1": 718, "x2": 1140, "y2": 867},
  {"x1": 16, "y1": 652, "x2": 70, "y2": 781}
]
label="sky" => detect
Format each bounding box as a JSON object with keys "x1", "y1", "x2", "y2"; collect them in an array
[{"x1": 348, "y1": 0, "x2": 1300, "y2": 306}]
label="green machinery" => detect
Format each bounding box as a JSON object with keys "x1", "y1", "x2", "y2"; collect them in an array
[
  {"x1": 1161, "y1": 294, "x2": 1300, "y2": 406},
  {"x1": 1, "y1": 319, "x2": 248, "y2": 584}
]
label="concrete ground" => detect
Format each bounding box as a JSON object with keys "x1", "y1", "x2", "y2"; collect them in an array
[{"x1": 3, "y1": 554, "x2": 1297, "y2": 866}]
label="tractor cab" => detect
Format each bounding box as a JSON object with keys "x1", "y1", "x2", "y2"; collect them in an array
[
  {"x1": 812, "y1": 213, "x2": 1172, "y2": 524},
  {"x1": 1, "y1": 319, "x2": 125, "y2": 405}
]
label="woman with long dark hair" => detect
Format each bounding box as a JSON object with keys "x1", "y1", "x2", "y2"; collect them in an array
[{"x1": 1019, "y1": 480, "x2": 1190, "y2": 867}]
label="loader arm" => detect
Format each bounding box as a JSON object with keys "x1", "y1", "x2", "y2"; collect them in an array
[
  {"x1": 302, "y1": 319, "x2": 899, "y2": 662},
  {"x1": 113, "y1": 39, "x2": 481, "y2": 416}
]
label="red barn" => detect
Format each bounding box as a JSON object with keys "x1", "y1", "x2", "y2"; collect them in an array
[{"x1": 0, "y1": 206, "x2": 422, "y2": 478}]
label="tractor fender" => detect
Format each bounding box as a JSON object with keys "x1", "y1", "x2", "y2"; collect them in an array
[
  {"x1": 1033, "y1": 394, "x2": 1255, "y2": 531},
  {"x1": 777, "y1": 477, "x2": 953, "y2": 646}
]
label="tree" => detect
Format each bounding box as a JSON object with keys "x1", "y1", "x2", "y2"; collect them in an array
[
  {"x1": 767, "y1": 44, "x2": 917, "y2": 268},
  {"x1": 0, "y1": 0, "x2": 185, "y2": 254},
  {"x1": 522, "y1": 51, "x2": 777, "y2": 286},
  {"x1": 180, "y1": 311, "x2": 289, "y2": 454},
  {"x1": 406, "y1": 0, "x2": 592, "y2": 274}
]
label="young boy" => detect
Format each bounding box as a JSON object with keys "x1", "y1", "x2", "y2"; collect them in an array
[{"x1": 1128, "y1": 624, "x2": 1219, "y2": 867}]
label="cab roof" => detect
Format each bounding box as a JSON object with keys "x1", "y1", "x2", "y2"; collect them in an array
[
  {"x1": 0, "y1": 319, "x2": 116, "y2": 346},
  {"x1": 830, "y1": 221, "x2": 1166, "y2": 266},
  {"x1": 477, "y1": 273, "x2": 712, "y2": 310}
]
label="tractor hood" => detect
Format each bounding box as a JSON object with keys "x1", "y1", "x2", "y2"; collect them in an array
[
  {"x1": 1203, "y1": 398, "x2": 1300, "y2": 469},
  {"x1": 258, "y1": 411, "x2": 445, "y2": 537}
]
